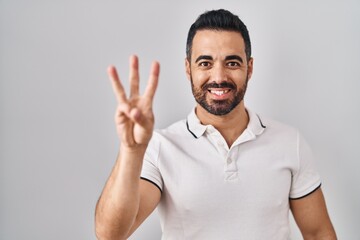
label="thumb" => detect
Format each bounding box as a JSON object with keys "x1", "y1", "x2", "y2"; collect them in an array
[{"x1": 129, "y1": 108, "x2": 151, "y2": 128}]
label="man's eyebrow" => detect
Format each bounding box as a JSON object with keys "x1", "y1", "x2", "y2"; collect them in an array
[
  {"x1": 225, "y1": 55, "x2": 243, "y2": 63},
  {"x1": 195, "y1": 55, "x2": 213, "y2": 63}
]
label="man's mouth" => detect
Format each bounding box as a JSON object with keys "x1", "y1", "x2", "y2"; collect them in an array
[
  {"x1": 208, "y1": 88, "x2": 231, "y2": 96},
  {"x1": 207, "y1": 88, "x2": 232, "y2": 100}
]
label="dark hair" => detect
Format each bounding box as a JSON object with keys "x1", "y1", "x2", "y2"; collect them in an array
[{"x1": 186, "y1": 9, "x2": 251, "y2": 61}]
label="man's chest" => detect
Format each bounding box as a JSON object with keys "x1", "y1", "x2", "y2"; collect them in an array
[{"x1": 158, "y1": 139, "x2": 297, "y2": 218}]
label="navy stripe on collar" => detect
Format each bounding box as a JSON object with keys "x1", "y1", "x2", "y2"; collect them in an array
[
  {"x1": 186, "y1": 120, "x2": 198, "y2": 139},
  {"x1": 256, "y1": 114, "x2": 266, "y2": 129}
]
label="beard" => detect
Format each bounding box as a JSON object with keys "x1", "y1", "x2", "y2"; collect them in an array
[{"x1": 191, "y1": 76, "x2": 248, "y2": 116}]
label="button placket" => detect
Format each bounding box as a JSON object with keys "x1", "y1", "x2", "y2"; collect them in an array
[
  {"x1": 205, "y1": 127, "x2": 239, "y2": 181},
  {"x1": 224, "y1": 148, "x2": 238, "y2": 179}
]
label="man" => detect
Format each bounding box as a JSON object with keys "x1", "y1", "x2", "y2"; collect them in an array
[{"x1": 95, "y1": 9, "x2": 337, "y2": 240}]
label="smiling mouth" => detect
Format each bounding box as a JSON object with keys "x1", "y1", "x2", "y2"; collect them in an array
[{"x1": 208, "y1": 88, "x2": 231, "y2": 96}]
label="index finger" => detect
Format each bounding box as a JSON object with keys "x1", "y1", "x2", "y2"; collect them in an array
[
  {"x1": 143, "y1": 61, "x2": 160, "y2": 101},
  {"x1": 107, "y1": 65, "x2": 127, "y2": 103}
]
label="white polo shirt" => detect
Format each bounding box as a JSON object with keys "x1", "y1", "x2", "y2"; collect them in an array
[{"x1": 141, "y1": 108, "x2": 321, "y2": 240}]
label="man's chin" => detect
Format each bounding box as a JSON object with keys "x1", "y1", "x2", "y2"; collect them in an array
[{"x1": 203, "y1": 103, "x2": 234, "y2": 116}]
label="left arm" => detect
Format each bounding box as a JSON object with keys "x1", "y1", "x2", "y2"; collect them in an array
[{"x1": 290, "y1": 187, "x2": 337, "y2": 240}]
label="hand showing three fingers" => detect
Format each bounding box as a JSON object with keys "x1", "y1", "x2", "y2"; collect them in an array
[{"x1": 108, "y1": 55, "x2": 160, "y2": 148}]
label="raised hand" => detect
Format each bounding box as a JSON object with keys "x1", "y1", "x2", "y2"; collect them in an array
[{"x1": 108, "y1": 55, "x2": 160, "y2": 148}]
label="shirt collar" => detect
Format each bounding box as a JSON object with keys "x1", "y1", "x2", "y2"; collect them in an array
[
  {"x1": 247, "y1": 109, "x2": 266, "y2": 136},
  {"x1": 186, "y1": 107, "x2": 266, "y2": 139},
  {"x1": 186, "y1": 108, "x2": 207, "y2": 138}
]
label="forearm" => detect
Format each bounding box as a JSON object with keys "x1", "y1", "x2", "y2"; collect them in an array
[{"x1": 95, "y1": 144, "x2": 147, "y2": 240}]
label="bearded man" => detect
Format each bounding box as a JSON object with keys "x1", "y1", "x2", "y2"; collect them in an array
[{"x1": 95, "y1": 9, "x2": 337, "y2": 240}]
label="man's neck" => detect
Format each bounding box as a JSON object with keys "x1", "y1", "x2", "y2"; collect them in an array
[{"x1": 195, "y1": 102, "x2": 249, "y2": 147}]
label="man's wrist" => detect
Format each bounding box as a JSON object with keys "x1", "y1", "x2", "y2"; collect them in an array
[{"x1": 120, "y1": 143, "x2": 148, "y2": 155}]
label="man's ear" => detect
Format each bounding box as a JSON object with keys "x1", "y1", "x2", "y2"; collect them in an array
[
  {"x1": 247, "y1": 57, "x2": 254, "y2": 80},
  {"x1": 185, "y1": 58, "x2": 191, "y2": 81}
]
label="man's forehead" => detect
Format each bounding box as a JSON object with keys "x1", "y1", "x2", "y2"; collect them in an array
[
  {"x1": 191, "y1": 30, "x2": 246, "y2": 59},
  {"x1": 192, "y1": 29, "x2": 245, "y2": 42}
]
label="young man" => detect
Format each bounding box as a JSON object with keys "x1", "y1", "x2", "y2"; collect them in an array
[{"x1": 95, "y1": 9, "x2": 337, "y2": 240}]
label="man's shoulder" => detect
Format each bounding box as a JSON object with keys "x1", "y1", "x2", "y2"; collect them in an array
[{"x1": 257, "y1": 114, "x2": 299, "y2": 137}]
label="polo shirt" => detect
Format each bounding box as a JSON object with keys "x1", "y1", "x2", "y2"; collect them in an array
[{"x1": 141, "y1": 108, "x2": 321, "y2": 240}]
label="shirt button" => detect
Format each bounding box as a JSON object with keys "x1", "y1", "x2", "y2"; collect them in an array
[{"x1": 227, "y1": 158, "x2": 232, "y2": 164}]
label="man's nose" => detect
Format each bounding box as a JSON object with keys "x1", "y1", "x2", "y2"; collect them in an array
[{"x1": 211, "y1": 64, "x2": 227, "y2": 83}]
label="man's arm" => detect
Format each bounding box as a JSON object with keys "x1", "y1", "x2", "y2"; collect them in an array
[
  {"x1": 290, "y1": 187, "x2": 337, "y2": 240},
  {"x1": 95, "y1": 55, "x2": 161, "y2": 240}
]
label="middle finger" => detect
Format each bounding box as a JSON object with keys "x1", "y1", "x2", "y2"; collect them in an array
[{"x1": 129, "y1": 55, "x2": 140, "y2": 98}]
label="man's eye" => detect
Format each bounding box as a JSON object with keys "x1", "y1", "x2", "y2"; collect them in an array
[
  {"x1": 199, "y1": 62, "x2": 210, "y2": 67},
  {"x1": 227, "y1": 62, "x2": 240, "y2": 67}
]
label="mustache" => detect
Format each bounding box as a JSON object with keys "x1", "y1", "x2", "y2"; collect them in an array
[{"x1": 202, "y1": 81, "x2": 236, "y2": 90}]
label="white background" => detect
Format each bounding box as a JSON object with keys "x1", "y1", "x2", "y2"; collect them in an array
[{"x1": 1, "y1": 0, "x2": 359, "y2": 239}]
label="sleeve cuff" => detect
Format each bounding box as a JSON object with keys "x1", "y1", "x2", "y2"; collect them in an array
[
  {"x1": 289, "y1": 183, "x2": 321, "y2": 200},
  {"x1": 140, "y1": 177, "x2": 163, "y2": 193}
]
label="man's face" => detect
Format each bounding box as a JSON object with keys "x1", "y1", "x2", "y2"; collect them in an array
[{"x1": 186, "y1": 30, "x2": 253, "y2": 116}]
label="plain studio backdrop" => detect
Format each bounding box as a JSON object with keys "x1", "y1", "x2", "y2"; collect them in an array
[{"x1": 1, "y1": 0, "x2": 359, "y2": 239}]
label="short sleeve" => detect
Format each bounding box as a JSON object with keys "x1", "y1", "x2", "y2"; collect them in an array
[
  {"x1": 289, "y1": 132, "x2": 321, "y2": 199},
  {"x1": 140, "y1": 132, "x2": 163, "y2": 192}
]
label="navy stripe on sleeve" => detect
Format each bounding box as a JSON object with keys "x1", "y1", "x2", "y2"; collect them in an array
[
  {"x1": 289, "y1": 183, "x2": 322, "y2": 200},
  {"x1": 140, "y1": 177, "x2": 163, "y2": 193}
]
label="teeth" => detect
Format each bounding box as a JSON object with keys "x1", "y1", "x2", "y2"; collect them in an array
[{"x1": 210, "y1": 90, "x2": 229, "y2": 96}]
